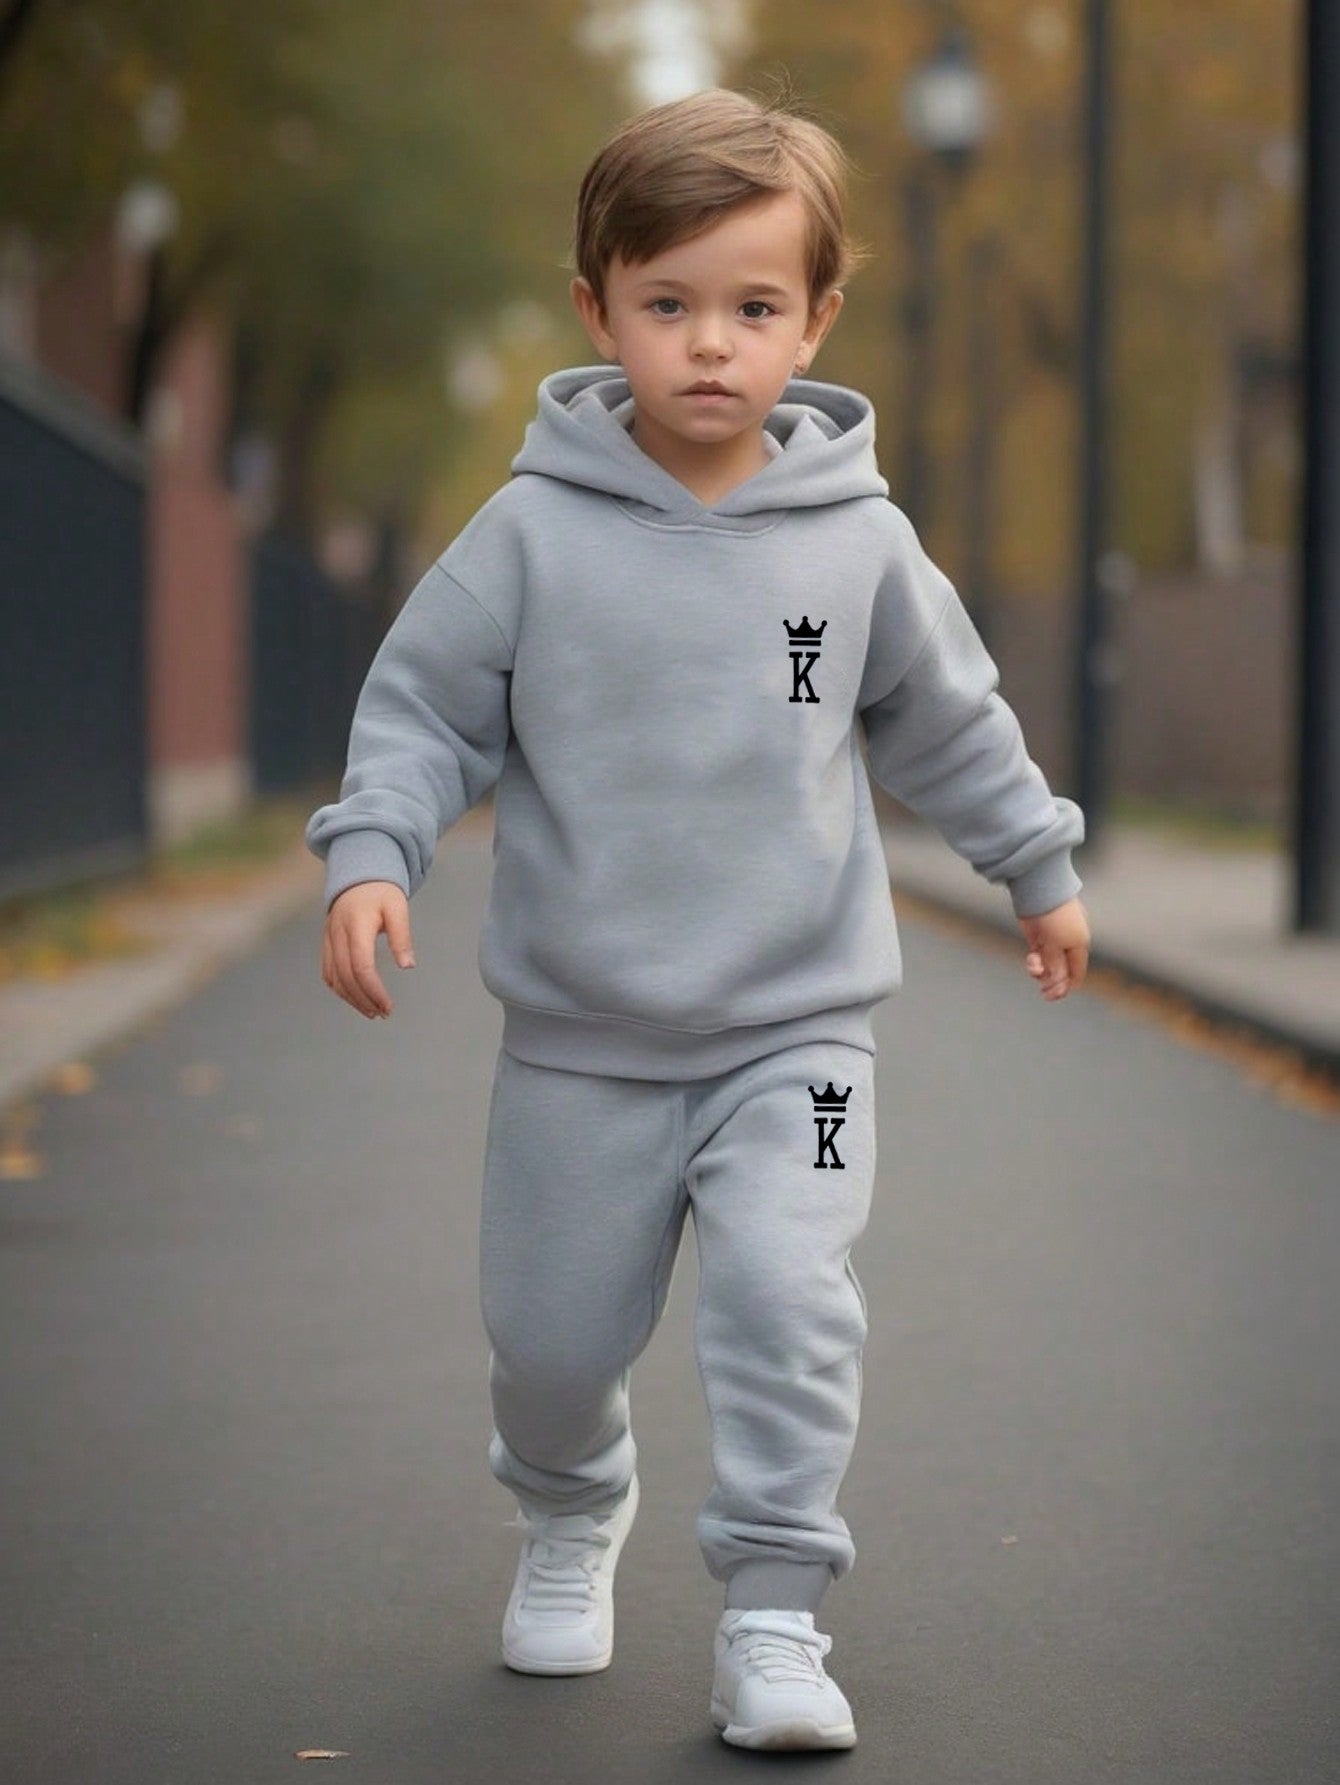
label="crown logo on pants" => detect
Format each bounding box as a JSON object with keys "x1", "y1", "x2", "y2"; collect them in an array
[{"x1": 808, "y1": 1081, "x2": 850, "y2": 1169}]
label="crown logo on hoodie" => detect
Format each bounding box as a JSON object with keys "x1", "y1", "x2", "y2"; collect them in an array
[
  {"x1": 808, "y1": 1081, "x2": 851, "y2": 1169},
  {"x1": 809, "y1": 1082, "x2": 850, "y2": 1111},
  {"x1": 785, "y1": 616, "x2": 827, "y2": 705},
  {"x1": 784, "y1": 616, "x2": 827, "y2": 646}
]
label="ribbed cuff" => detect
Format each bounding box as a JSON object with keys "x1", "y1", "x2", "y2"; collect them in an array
[
  {"x1": 322, "y1": 829, "x2": 411, "y2": 912},
  {"x1": 1007, "y1": 849, "x2": 1083, "y2": 919}
]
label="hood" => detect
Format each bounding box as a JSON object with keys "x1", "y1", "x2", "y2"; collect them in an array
[{"x1": 509, "y1": 363, "x2": 888, "y2": 525}]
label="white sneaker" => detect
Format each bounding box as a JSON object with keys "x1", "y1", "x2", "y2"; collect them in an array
[
  {"x1": 711, "y1": 1607, "x2": 857, "y2": 1750},
  {"x1": 501, "y1": 1473, "x2": 640, "y2": 1675}
]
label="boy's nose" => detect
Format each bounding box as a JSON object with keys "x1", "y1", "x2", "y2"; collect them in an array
[{"x1": 690, "y1": 321, "x2": 730, "y2": 360}]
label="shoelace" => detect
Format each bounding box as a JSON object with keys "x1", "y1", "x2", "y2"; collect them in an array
[
  {"x1": 726, "y1": 1612, "x2": 834, "y2": 1684},
  {"x1": 519, "y1": 1512, "x2": 615, "y2": 1618}
]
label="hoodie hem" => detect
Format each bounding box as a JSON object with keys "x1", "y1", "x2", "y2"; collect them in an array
[{"x1": 499, "y1": 999, "x2": 881, "y2": 1082}]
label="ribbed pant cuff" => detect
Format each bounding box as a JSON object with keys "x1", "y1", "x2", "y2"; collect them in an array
[{"x1": 724, "y1": 1560, "x2": 832, "y2": 1613}]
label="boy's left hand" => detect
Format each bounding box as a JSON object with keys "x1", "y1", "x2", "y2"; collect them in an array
[{"x1": 1019, "y1": 896, "x2": 1091, "y2": 1001}]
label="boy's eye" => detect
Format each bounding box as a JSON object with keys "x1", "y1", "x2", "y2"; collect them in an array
[{"x1": 645, "y1": 296, "x2": 781, "y2": 317}]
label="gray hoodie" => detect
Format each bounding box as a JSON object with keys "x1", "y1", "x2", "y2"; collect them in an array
[{"x1": 305, "y1": 364, "x2": 1084, "y2": 1079}]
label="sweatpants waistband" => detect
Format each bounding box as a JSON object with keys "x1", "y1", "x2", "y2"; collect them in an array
[{"x1": 499, "y1": 998, "x2": 879, "y2": 1081}]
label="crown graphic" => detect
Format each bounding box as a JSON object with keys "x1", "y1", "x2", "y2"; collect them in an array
[
  {"x1": 809, "y1": 1082, "x2": 851, "y2": 1112},
  {"x1": 784, "y1": 616, "x2": 827, "y2": 646}
]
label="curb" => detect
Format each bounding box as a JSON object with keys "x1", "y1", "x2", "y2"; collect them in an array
[
  {"x1": 0, "y1": 842, "x2": 321, "y2": 1117},
  {"x1": 886, "y1": 842, "x2": 1340, "y2": 1088},
  {"x1": 7, "y1": 816, "x2": 1336, "y2": 1116}
]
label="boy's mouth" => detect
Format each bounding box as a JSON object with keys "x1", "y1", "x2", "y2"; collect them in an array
[{"x1": 683, "y1": 381, "x2": 735, "y2": 396}]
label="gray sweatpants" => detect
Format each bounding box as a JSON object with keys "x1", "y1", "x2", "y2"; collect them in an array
[{"x1": 478, "y1": 1038, "x2": 876, "y2": 1614}]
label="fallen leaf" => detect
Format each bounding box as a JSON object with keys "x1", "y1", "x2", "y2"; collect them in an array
[
  {"x1": 49, "y1": 1061, "x2": 97, "y2": 1095},
  {"x1": 0, "y1": 1142, "x2": 44, "y2": 1180},
  {"x1": 1000, "y1": 1534, "x2": 1018, "y2": 1545},
  {"x1": 294, "y1": 1751, "x2": 350, "y2": 1761},
  {"x1": 179, "y1": 1061, "x2": 222, "y2": 1096}
]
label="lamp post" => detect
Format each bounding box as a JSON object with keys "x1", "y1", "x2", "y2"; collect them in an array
[
  {"x1": 964, "y1": 228, "x2": 1003, "y2": 655},
  {"x1": 1297, "y1": 0, "x2": 1340, "y2": 933},
  {"x1": 1072, "y1": 0, "x2": 1116, "y2": 853},
  {"x1": 899, "y1": 20, "x2": 996, "y2": 541},
  {"x1": 115, "y1": 178, "x2": 178, "y2": 427},
  {"x1": 115, "y1": 83, "x2": 182, "y2": 429}
]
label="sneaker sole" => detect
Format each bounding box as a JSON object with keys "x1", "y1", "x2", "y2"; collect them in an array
[
  {"x1": 711, "y1": 1698, "x2": 857, "y2": 1750},
  {"x1": 503, "y1": 1645, "x2": 615, "y2": 1676},
  {"x1": 501, "y1": 1474, "x2": 640, "y2": 1676}
]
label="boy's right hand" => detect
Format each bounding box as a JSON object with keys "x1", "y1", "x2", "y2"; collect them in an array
[{"x1": 321, "y1": 881, "x2": 415, "y2": 1019}]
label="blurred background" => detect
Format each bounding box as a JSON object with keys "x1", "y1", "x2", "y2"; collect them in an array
[
  {"x1": 0, "y1": 0, "x2": 1330, "y2": 954},
  {"x1": 5, "y1": 18, "x2": 1338, "y2": 1777}
]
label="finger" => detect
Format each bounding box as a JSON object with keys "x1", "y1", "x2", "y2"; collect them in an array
[
  {"x1": 1040, "y1": 945, "x2": 1070, "y2": 997},
  {"x1": 334, "y1": 924, "x2": 381, "y2": 1018},
  {"x1": 347, "y1": 921, "x2": 392, "y2": 1017},
  {"x1": 331, "y1": 926, "x2": 371, "y2": 1016},
  {"x1": 321, "y1": 924, "x2": 341, "y2": 993},
  {"x1": 384, "y1": 900, "x2": 416, "y2": 969}
]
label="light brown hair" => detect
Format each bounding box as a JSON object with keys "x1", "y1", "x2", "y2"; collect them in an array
[{"x1": 570, "y1": 84, "x2": 872, "y2": 320}]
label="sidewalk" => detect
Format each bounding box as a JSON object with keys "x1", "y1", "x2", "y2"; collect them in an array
[
  {"x1": 884, "y1": 815, "x2": 1340, "y2": 1083},
  {"x1": 2, "y1": 813, "x2": 1338, "y2": 1123},
  {"x1": 0, "y1": 839, "x2": 322, "y2": 1119}
]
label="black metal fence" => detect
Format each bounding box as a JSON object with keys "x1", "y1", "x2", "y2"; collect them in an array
[
  {"x1": 249, "y1": 530, "x2": 384, "y2": 797},
  {"x1": 0, "y1": 348, "x2": 383, "y2": 904},
  {"x1": 0, "y1": 353, "x2": 148, "y2": 902}
]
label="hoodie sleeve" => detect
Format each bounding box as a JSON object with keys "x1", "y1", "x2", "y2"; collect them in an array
[
  {"x1": 857, "y1": 509, "x2": 1085, "y2": 919},
  {"x1": 305, "y1": 561, "x2": 513, "y2": 912}
]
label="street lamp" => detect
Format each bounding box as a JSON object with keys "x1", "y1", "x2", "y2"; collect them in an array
[
  {"x1": 115, "y1": 179, "x2": 178, "y2": 429},
  {"x1": 899, "y1": 22, "x2": 996, "y2": 535},
  {"x1": 115, "y1": 84, "x2": 182, "y2": 428},
  {"x1": 901, "y1": 23, "x2": 997, "y2": 173}
]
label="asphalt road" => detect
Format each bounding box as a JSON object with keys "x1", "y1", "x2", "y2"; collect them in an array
[{"x1": 3, "y1": 828, "x2": 1338, "y2": 1784}]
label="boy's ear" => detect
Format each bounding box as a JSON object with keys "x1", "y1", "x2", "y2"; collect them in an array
[
  {"x1": 571, "y1": 276, "x2": 618, "y2": 361},
  {"x1": 803, "y1": 287, "x2": 844, "y2": 359}
]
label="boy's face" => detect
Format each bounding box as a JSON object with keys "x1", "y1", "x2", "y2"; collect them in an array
[{"x1": 571, "y1": 187, "x2": 843, "y2": 490}]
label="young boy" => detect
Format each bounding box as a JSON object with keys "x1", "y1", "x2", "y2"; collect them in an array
[{"x1": 306, "y1": 87, "x2": 1091, "y2": 1752}]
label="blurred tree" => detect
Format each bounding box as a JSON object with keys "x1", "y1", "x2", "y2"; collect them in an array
[
  {"x1": 0, "y1": 0, "x2": 637, "y2": 535},
  {"x1": 0, "y1": 0, "x2": 41, "y2": 87},
  {"x1": 718, "y1": 0, "x2": 1299, "y2": 588},
  {"x1": 1116, "y1": 0, "x2": 1299, "y2": 571}
]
